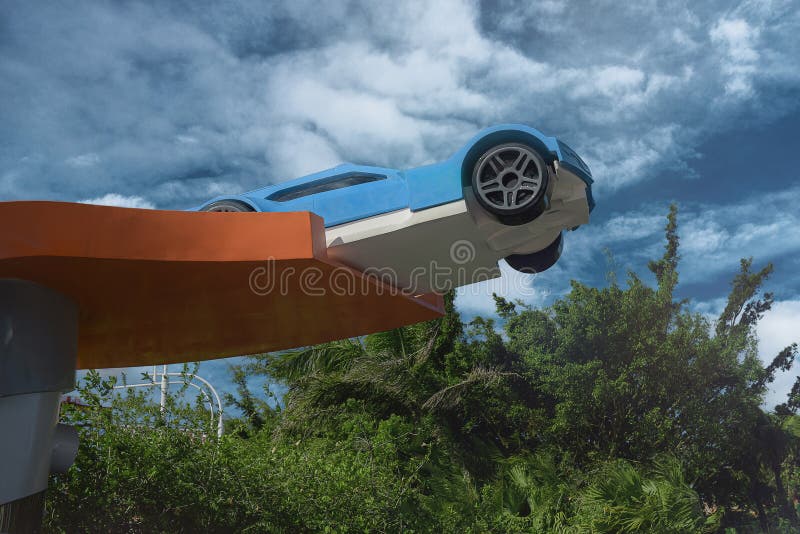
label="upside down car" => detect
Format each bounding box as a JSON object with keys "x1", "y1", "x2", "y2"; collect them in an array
[{"x1": 195, "y1": 124, "x2": 595, "y2": 293}]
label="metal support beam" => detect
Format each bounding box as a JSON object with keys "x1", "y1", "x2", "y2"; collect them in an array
[{"x1": 0, "y1": 279, "x2": 79, "y2": 532}]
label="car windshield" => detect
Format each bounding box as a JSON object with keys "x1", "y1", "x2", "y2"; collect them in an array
[
  {"x1": 267, "y1": 173, "x2": 386, "y2": 202},
  {"x1": 558, "y1": 141, "x2": 592, "y2": 177}
]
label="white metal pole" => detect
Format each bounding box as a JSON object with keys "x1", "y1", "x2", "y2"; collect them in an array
[
  {"x1": 113, "y1": 381, "x2": 214, "y2": 424},
  {"x1": 159, "y1": 364, "x2": 168, "y2": 413},
  {"x1": 165, "y1": 372, "x2": 224, "y2": 438},
  {"x1": 112, "y1": 369, "x2": 224, "y2": 438}
]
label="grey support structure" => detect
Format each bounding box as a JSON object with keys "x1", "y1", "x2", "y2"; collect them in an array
[{"x1": 0, "y1": 279, "x2": 80, "y2": 532}]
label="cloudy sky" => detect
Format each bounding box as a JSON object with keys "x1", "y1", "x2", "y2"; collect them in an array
[{"x1": 2, "y1": 0, "x2": 798, "y2": 408}]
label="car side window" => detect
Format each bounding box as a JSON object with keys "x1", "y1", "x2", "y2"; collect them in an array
[{"x1": 266, "y1": 173, "x2": 387, "y2": 202}]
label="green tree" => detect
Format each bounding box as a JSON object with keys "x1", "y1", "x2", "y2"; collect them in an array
[
  {"x1": 48, "y1": 204, "x2": 799, "y2": 532},
  {"x1": 495, "y1": 205, "x2": 797, "y2": 527}
]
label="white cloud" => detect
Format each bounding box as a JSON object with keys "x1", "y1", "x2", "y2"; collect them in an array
[
  {"x1": 175, "y1": 135, "x2": 199, "y2": 145},
  {"x1": 711, "y1": 18, "x2": 760, "y2": 62},
  {"x1": 2, "y1": 0, "x2": 799, "y2": 207},
  {"x1": 690, "y1": 296, "x2": 728, "y2": 322},
  {"x1": 263, "y1": 123, "x2": 342, "y2": 179},
  {"x1": 79, "y1": 193, "x2": 155, "y2": 209},
  {"x1": 65, "y1": 153, "x2": 101, "y2": 168},
  {"x1": 679, "y1": 187, "x2": 800, "y2": 283},
  {"x1": 569, "y1": 185, "x2": 800, "y2": 284},
  {"x1": 602, "y1": 213, "x2": 665, "y2": 242},
  {"x1": 757, "y1": 300, "x2": 800, "y2": 408},
  {"x1": 588, "y1": 125, "x2": 687, "y2": 190},
  {"x1": 710, "y1": 18, "x2": 760, "y2": 97},
  {"x1": 455, "y1": 261, "x2": 553, "y2": 318}
]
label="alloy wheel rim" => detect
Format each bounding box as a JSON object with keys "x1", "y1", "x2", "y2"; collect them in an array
[{"x1": 475, "y1": 145, "x2": 544, "y2": 212}]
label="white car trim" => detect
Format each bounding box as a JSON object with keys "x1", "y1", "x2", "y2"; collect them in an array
[{"x1": 324, "y1": 166, "x2": 589, "y2": 293}]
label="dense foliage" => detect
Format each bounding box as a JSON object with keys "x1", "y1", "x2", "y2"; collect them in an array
[{"x1": 46, "y1": 206, "x2": 800, "y2": 533}]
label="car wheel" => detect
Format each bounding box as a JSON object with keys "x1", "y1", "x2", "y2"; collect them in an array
[
  {"x1": 504, "y1": 232, "x2": 562, "y2": 274},
  {"x1": 471, "y1": 143, "x2": 550, "y2": 225},
  {"x1": 201, "y1": 200, "x2": 254, "y2": 212}
]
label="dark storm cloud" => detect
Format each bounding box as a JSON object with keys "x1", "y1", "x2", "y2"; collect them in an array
[{"x1": 2, "y1": 0, "x2": 799, "y2": 209}]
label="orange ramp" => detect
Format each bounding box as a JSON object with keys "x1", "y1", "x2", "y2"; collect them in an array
[{"x1": 0, "y1": 201, "x2": 444, "y2": 369}]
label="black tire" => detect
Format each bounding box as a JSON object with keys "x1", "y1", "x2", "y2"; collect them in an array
[
  {"x1": 504, "y1": 232, "x2": 562, "y2": 274},
  {"x1": 201, "y1": 200, "x2": 254, "y2": 212},
  {"x1": 471, "y1": 142, "x2": 550, "y2": 226}
]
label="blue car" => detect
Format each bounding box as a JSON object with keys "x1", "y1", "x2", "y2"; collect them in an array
[{"x1": 197, "y1": 124, "x2": 594, "y2": 293}]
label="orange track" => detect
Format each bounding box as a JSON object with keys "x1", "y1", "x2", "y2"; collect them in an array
[{"x1": 0, "y1": 202, "x2": 444, "y2": 369}]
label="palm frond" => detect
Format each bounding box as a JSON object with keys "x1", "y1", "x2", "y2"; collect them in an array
[
  {"x1": 422, "y1": 367, "x2": 517, "y2": 413},
  {"x1": 576, "y1": 458, "x2": 704, "y2": 533},
  {"x1": 268, "y1": 338, "x2": 365, "y2": 383},
  {"x1": 365, "y1": 328, "x2": 409, "y2": 359}
]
